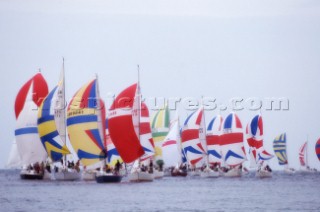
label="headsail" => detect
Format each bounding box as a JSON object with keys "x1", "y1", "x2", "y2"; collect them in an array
[
  {"x1": 273, "y1": 133, "x2": 288, "y2": 165},
  {"x1": 6, "y1": 139, "x2": 22, "y2": 168},
  {"x1": 108, "y1": 83, "x2": 145, "y2": 163},
  {"x1": 299, "y1": 142, "x2": 307, "y2": 167},
  {"x1": 206, "y1": 115, "x2": 223, "y2": 164},
  {"x1": 220, "y1": 112, "x2": 246, "y2": 167},
  {"x1": 151, "y1": 105, "x2": 170, "y2": 164},
  {"x1": 181, "y1": 108, "x2": 206, "y2": 167},
  {"x1": 15, "y1": 73, "x2": 48, "y2": 165},
  {"x1": 67, "y1": 79, "x2": 106, "y2": 168},
  {"x1": 38, "y1": 69, "x2": 70, "y2": 162}
]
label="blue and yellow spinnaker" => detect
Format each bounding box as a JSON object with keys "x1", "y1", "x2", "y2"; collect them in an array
[{"x1": 67, "y1": 79, "x2": 106, "y2": 167}]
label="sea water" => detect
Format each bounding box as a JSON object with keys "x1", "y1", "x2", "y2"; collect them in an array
[{"x1": 1, "y1": 169, "x2": 319, "y2": 211}]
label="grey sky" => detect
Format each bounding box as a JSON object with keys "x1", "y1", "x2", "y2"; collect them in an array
[{"x1": 1, "y1": 0, "x2": 320, "y2": 169}]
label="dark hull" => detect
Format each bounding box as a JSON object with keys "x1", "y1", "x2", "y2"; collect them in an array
[
  {"x1": 171, "y1": 171, "x2": 187, "y2": 177},
  {"x1": 20, "y1": 173, "x2": 44, "y2": 180},
  {"x1": 95, "y1": 175, "x2": 122, "y2": 183}
]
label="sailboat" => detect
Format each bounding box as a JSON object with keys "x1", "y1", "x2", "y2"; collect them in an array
[
  {"x1": 67, "y1": 76, "x2": 120, "y2": 183},
  {"x1": 108, "y1": 83, "x2": 154, "y2": 182},
  {"x1": 246, "y1": 114, "x2": 274, "y2": 178},
  {"x1": 162, "y1": 113, "x2": 187, "y2": 177},
  {"x1": 38, "y1": 64, "x2": 80, "y2": 181},
  {"x1": 181, "y1": 108, "x2": 206, "y2": 176},
  {"x1": 273, "y1": 133, "x2": 295, "y2": 174},
  {"x1": 151, "y1": 105, "x2": 170, "y2": 173},
  {"x1": 220, "y1": 112, "x2": 246, "y2": 177},
  {"x1": 15, "y1": 72, "x2": 49, "y2": 179}
]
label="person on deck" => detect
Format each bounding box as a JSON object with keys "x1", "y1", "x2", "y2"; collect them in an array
[
  {"x1": 115, "y1": 160, "x2": 121, "y2": 175},
  {"x1": 149, "y1": 160, "x2": 154, "y2": 174}
]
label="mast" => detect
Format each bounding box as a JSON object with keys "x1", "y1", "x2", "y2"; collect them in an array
[
  {"x1": 62, "y1": 57, "x2": 67, "y2": 168},
  {"x1": 306, "y1": 135, "x2": 309, "y2": 168},
  {"x1": 137, "y1": 65, "x2": 141, "y2": 165},
  {"x1": 95, "y1": 74, "x2": 106, "y2": 170},
  {"x1": 201, "y1": 96, "x2": 209, "y2": 167}
]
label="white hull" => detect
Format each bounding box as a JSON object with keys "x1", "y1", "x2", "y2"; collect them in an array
[
  {"x1": 43, "y1": 170, "x2": 52, "y2": 180},
  {"x1": 284, "y1": 168, "x2": 295, "y2": 175},
  {"x1": 256, "y1": 169, "x2": 272, "y2": 178},
  {"x1": 129, "y1": 171, "x2": 154, "y2": 182},
  {"x1": 189, "y1": 170, "x2": 200, "y2": 176},
  {"x1": 299, "y1": 168, "x2": 317, "y2": 173},
  {"x1": 153, "y1": 170, "x2": 164, "y2": 179},
  {"x1": 82, "y1": 171, "x2": 97, "y2": 181},
  {"x1": 54, "y1": 170, "x2": 81, "y2": 181},
  {"x1": 223, "y1": 168, "x2": 242, "y2": 177},
  {"x1": 200, "y1": 169, "x2": 220, "y2": 178}
]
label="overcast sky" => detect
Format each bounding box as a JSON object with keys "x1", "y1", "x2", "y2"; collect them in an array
[{"x1": 1, "y1": 0, "x2": 320, "y2": 169}]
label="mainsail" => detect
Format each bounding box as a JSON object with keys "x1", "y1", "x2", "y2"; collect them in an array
[
  {"x1": 38, "y1": 69, "x2": 70, "y2": 162},
  {"x1": 151, "y1": 105, "x2": 170, "y2": 164},
  {"x1": 181, "y1": 108, "x2": 206, "y2": 167},
  {"x1": 108, "y1": 83, "x2": 145, "y2": 163},
  {"x1": 273, "y1": 133, "x2": 288, "y2": 165},
  {"x1": 15, "y1": 73, "x2": 48, "y2": 165},
  {"x1": 220, "y1": 112, "x2": 246, "y2": 167},
  {"x1": 206, "y1": 115, "x2": 223, "y2": 164},
  {"x1": 67, "y1": 78, "x2": 106, "y2": 168},
  {"x1": 246, "y1": 114, "x2": 273, "y2": 167}
]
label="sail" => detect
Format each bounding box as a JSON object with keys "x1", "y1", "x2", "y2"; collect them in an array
[
  {"x1": 105, "y1": 119, "x2": 122, "y2": 166},
  {"x1": 246, "y1": 115, "x2": 273, "y2": 167},
  {"x1": 67, "y1": 79, "x2": 106, "y2": 167},
  {"x1": 181, "y1": 108, "x2": 205, "y2": 167},
  {"x1": 299, "y1": 142, "x2": 307, "y2": 167},
  {"x1": 6, "y1": 139, "x2": 22, "y2": 168},
  {"x1": 162, "y1": 119, "x2": 181, "y2": 167},
  {"x1": 273, "y1": 133, "x2": 288, "y2": 165},
  {"x1": 220, "y1": 112, "x2": 246, "y2": 166},
  {"x1": 206, "y1": 115, "x2": 223, "y2": 164},
  {"x1": 315, "y1": 138, "x2": 320, "y2": 162},
  {"x1": 151, "y1": 105, "x2": 170, "y2": 163},
  {"x1": 108, "y1": 83, "x2": 144, "y2": 163},
  {"x1": 15, "y1": 72, "x2": 49, "y2": 119},
  {"x1": 15, "y1": 74, "x2": 48, "y2": 165},
  {"x1": 140, "y1": 103, "x2": 155, "y2": 161},
  {"x1": 38, "y1": 70, "x2": 70, "y2": 162}
]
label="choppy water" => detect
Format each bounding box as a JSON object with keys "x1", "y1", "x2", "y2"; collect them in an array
[{"x1": 1, "y1": 169, "x2": 319, "y2": 212}]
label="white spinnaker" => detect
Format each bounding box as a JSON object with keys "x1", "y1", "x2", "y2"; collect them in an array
[{"x1": 15, "y1": 83, "x2": 47, "y2": 165}]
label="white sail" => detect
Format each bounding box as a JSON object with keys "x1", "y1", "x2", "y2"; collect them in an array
[
  {"x1": 162, "y1": 120, "x2": 181, "y2": 167},
  {"x1": 6, "y1": 139, "x2": 22, "y2": 168},
  {"x1": 15, "y1": 83, "x2": 47, "y2": 165}
]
